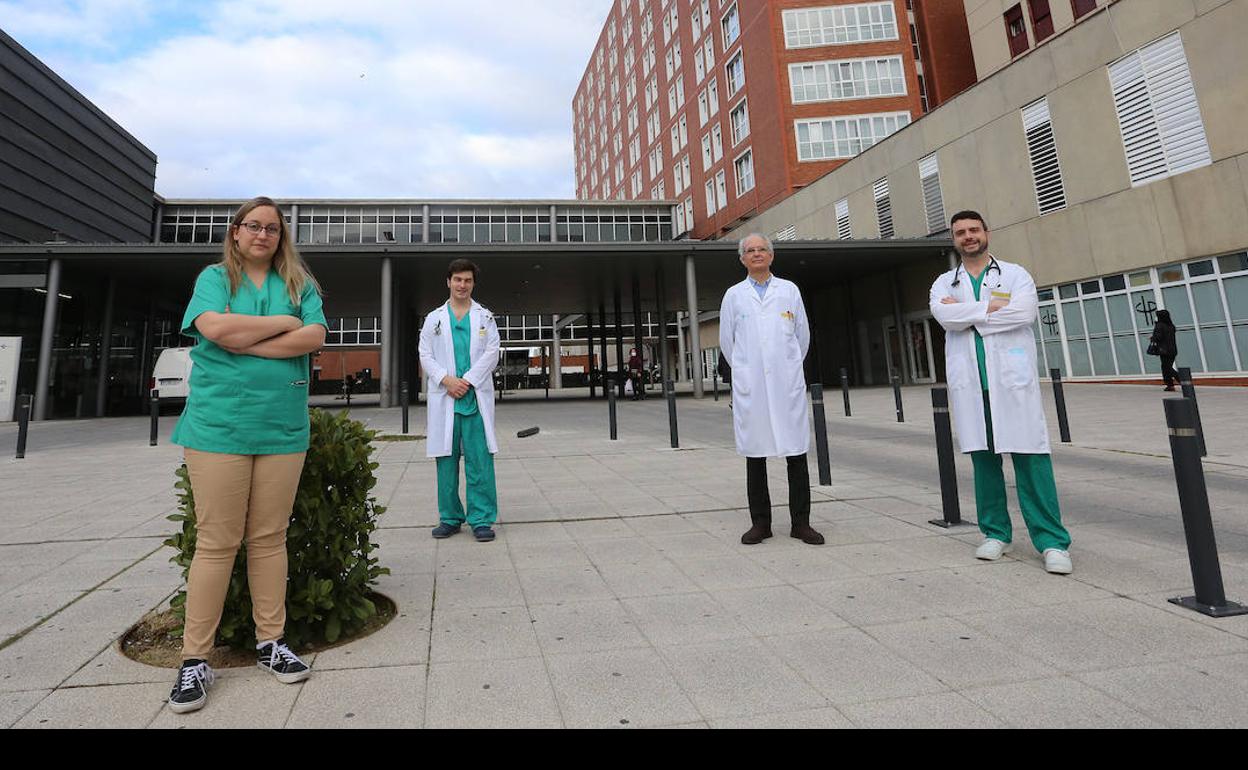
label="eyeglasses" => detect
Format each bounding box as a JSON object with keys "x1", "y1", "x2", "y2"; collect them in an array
[{"x1": 239, "y1": 221, "x2": 282, "y2": 236}]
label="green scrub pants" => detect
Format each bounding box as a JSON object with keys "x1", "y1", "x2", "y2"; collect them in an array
[
  {"x1": 971, "y1": 392, "x2": 1071, "y2": 553},
  {"x1": 436, "y1": 412, "x2": 498, "y2": 528}
]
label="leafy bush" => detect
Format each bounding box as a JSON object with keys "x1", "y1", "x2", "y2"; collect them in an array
[{"x1": 165, "y1": 409, "x2": 390, "y2": 649}]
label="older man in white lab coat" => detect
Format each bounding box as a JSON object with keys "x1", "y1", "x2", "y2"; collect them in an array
[
  {"x1": 719, "y1": 234, "x2": 824, "y2": 546},
  {"x1": 929, "y1": 211, "x2": 1072, "y2": 574}
]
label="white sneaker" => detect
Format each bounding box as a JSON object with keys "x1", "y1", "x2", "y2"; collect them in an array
[
  {"x1": 1043, "y1": 549, "x2": 1073, "y2": 575},
  {"x1": 975, "y1": 539, "x2": 1012, "y2": 561}
]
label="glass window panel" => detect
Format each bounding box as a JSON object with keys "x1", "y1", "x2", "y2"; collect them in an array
[
  {"x1": 1103, "y1": 274, "x2": 1127, "y2": 292},
  {"x1": 1061, "y1": 303, "x2": 1085, "y2": 335},
  {"x1": 1089, "y1": 337, "x2": 1116, "y2": 375},
  {"x1": 1105, "y1": 295, "x2": 1134, "y2": 332},
  {"x1": 1225, "y1": 276, "x2": 1248, "y2": 320},
  {"x1": 1158, "y1": 264, "x2": 1184, "y2": 283},
  {"x1": 1218, "y1": 253, "x2": 1248, "y2": 275},
  {"x1": 1038, "y1": 304, "x2": 1062, "y2": 340},
  {"x1": 1190, "y1": 282, "x2": 1226, "y2": 325},
  {"x1": 1200, "y1": 327, "x2": 1237, "y2": 372},
  {"x1": 1188, "y1": 260, "x2": 1215, "y2": 278},
  {"x1": 1068, "y1": 338, "x2": 1092, "y2": 376},
  {"x1": 1113, "y1": 335, "x2": 1143, "y2": 374},
  {"x1": 1082, "y1": 298, "x2": 1108, "y2": 334},
  {"x1": 1176, "y1": 330, "x2": 1203, "y2": 372},
  {"x1": 1037, "y1": 289, "x2": 1054, "y2": 301},
  {"x1": 1080, "y1": 280, "x2": 1101, "y2": 295},
  {"x1": 1129, "y1": 271, "x2": 1152, "y2": 287},
  {"x1": 1059, "y1": 284, "x2": 1078, "y2": 299},
  {"x1": 1161, "y1": 286, "x2": 1194, "y2": 327}
]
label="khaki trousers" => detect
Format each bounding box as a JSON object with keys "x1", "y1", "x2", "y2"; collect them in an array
[{"x1": 181, "y1": 449, "x2": 306, "y2": 659}]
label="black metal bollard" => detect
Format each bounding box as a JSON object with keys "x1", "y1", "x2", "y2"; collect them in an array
[
  {"x1": 1049, "y1": 369, "x2": 1072, "y2": 443},
  {"x1": 15, "y1": 394, "x2": 31, "y2": 459},
  {"x1": 840, "y1": 367, "x2": 851, "y2": 417},
  {"x1": 1177, "y1": 367, "x2": 1207, "y2": 457},
  {"x1": 809, "y1": 384, "x2": 832, "y2": 486},
  {"x1": 929, "y1": 386, "x2": 968, "y2": 528},
  {"x1": 665, "y1": 379, "x2": 679, "y2": 449},
  {"x1": 149, "y1": 390, "x2": 160, "y2": 447},
  {"x1": 401, "y1": 381, "x2": 410, "y2": 435},
  {"x1": 607, "y1": 379, "x2": 618, "y2": 441},
  {"x1": 1163, "y1": 398, "x2": 1247, "y2": 617},
  {"x1": 892, "y1": 375, "x2": 904, "y2": 423},
  {"x1": 712, "y1": 365, "x2": 719, "y2": 402}
]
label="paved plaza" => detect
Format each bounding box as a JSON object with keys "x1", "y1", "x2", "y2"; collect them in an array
[{"x1": 1, "y1": 381, "x2": 1247, "y2": 728}]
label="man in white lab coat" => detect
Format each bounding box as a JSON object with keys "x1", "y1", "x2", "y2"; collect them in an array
[
  {"x1": 419, "y1": 259, "x2": 501, "y2": 543},
  {"x1": 929, "y1": 211, "x2": 1072, "y2": 574},
  {"x1": 719, "y1": 234, "x2": 824, "y2": 546}
]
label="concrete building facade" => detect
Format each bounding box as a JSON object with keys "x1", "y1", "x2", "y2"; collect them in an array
[
  {"x1": 572, "y1": 0, "x2": 976, "y2": 240},
  {"x1": 726, "y1": 0, "x2": 1248, "y2": 382}
]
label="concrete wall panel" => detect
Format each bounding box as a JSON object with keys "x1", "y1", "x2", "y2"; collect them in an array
[
  {"x1": 1022, "y1": 206, "x2": 1093, "y2": 285},
  {"x1": 974, "y1": 113, "x2": 1036, "y2": 230},
  {"x1": 1170, "y1": 159, "x2": 1248, "y2": 258},
  {"x1": 1181, "y1": 0, "x2": 1248, "y2": 161},
  {"x1": 1047, "y1": 70, "x2": 1129, "y2": 204},
  {"x1": 1082, "y1": 186, "x2": 1165, "y2": 276},
  {"x1": 1107, "y1": 0, "x2": 1196, "y2": 53}
]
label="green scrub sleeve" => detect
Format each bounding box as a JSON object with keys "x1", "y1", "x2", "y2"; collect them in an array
[
  {"x1": 299, "y1": 280, "x2": 329, "y2": 329},
  {"x1": 180, "y1": 266, "x2": 230, "y2": 338}
]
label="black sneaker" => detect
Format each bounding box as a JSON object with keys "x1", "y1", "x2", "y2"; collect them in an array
[
  {"x1": 168, "y1": 659, "x2": 214, "y2": 714},
  {"x1": 256, "y1": 639, "x2": 311, "y2": 684},
  {"x1": 473, "y1": 526, "x2": 496, "y2": 542}
]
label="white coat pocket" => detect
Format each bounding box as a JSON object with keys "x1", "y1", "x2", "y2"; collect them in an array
[{"x1": 997, "y1": 346, "x2": 1034, "y2": 390}]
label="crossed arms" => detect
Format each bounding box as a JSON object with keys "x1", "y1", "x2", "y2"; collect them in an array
[{"x1": 194, "y1": 311, "x2": 326, "y2": 359}]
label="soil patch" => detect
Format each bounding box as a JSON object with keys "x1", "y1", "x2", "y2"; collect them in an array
[{"x1": 121, "y1": 592, "x2": 397, "y2": 669}]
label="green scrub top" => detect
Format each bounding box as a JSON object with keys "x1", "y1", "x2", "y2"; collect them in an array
[
  {"x1": 969, "y1": 268, "x2": 990, "y2": 391},
  {"x1": 449, "y1": 303, "x2": 479, "y2": 416},
  {"x1": 172, "y1": 265, "x2": 328, "y2": 455}
]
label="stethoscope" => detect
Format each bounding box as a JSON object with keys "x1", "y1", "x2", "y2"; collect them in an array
[{"x1": 950, "y1": 255, "x2": 1001, "y2": 288}]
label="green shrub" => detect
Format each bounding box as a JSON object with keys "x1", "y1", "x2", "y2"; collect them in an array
[{"x1": 165, "y1": 408, "x2": 390, "y2": 649}]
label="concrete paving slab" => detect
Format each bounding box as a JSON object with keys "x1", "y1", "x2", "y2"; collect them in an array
[
  {"x1": 865, "y1": 616, "x2": 1058, "y2": 690},
  {"x1": 148, "y1": 673, "x2": 303, "y2": 729},
  {"x1": 623, "y1": 593, "x2": 753, "y2": 647},
  {"x1": 433, "y1": 569, "x2": 525, "y2": 609},
  {"x1": 64, "y1": 644, "x2": 172, "y2": 687},
  {"x1": 0, "y1": 690, "x2": 49, "y2": 729},
  {"x1": 707, "y1": 706, "x2": 855, "y2": 729},
  {"x1": 13, "y1": 682, "x2": 167, "y2": 729},
  {"x1": 430, "y1": 605, "x2": 541, "y2": 664},
  {"x1": 677, "y1": 555, "x2": 788, "y2": 591},
  {"x1": 285, "y1": 665, "x2": 426, "y2": 729},
  {"x1": 545, "y1": 648, "x2": 701, "y2": 728},
  {"x1": 517, "y1": 566, "x2": 617, "y2": 605},
  {"x1": 596, "y1": 560, "x2": 700, "y2": 598},
  {"x1": 425, "y1": 657, "x2": 562, "y2": 729},
  {"x1": 765, "y1": 628, "x2": 950, "y2": 705},
  {"x1": 1076, "y1": 653, "x2": 1248, "y2": 729},
  {"x1": 529, "y1": 599, "x2": 649, "y2": 656},
  {"x1": 961, "y1": 677, "x2": 1160, "y2": 728},
  {"x1": 708, "y1": 585, "x2": 850, "y2": 637},
  {"x1": 839, "y1": 692, "x2": 1006, "y2": 729},
  {"x1": 797, "y1": 576, "x2": 943, "y2": 627},
  {"x1": 578, "y1": 536, "x2": 666, "y2": 566},
  {"x1": 658, "y1": 639, "x2": 828, "y2": 719}
]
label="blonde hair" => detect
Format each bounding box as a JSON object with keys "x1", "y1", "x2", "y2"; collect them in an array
[{"x1": 221, "y1": 197, "x2": 320, "y2": 305}]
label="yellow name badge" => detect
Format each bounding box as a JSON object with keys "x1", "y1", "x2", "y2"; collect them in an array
[
  {"x1": 781, "y1": 311, "x2": 795, "y2": 321},
  {"x1": 990, "y1": 291, "x2": 1012, "y2": 300},
  {"x1": 479, "y1": 327, "x2": 486, "y2": 337}
]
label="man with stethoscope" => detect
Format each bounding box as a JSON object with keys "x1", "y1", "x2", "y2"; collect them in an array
[{"x1": 929, "y1": 211, "x2": 1073, "y2": 575}]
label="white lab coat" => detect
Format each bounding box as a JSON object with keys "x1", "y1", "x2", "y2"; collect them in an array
[
  {"x1": 418, "y1": 301, "x2": 501, "y2": 458},
  {"x1": 719, "y1": 276, "x2": 811, "y2": 458},
  {"x1": 929, "y1": 256, "x2": 1050, "y2": 455}
]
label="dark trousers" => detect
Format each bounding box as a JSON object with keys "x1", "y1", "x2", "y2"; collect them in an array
[
  {"x1": 747, "y1": 455, "x2": 811, "y2": 524},
  {"x1": 1161, "y1": 355, "x2": 1178, "y2": 388}
]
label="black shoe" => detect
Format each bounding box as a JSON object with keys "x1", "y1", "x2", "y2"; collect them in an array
[
  {"x1": 168, "y1": 659, "x2": 214, "y2": 714},
  {"x1": 432, "y1": 523, "x2": 462, "y2": 539},
  {"x1": 790, "y1": 523, "x2": 826, "y2": 546},
  {"x1": 257, "y1": 640, "x2": 311, "y2": 684},
  {"x1": 741, "y1": 522, "x2": 773, "y2": 545},
  {"x1": 473, "y1": 526, "x2": 496, "y2": 543}
]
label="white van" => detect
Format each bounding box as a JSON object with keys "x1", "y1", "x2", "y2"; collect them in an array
[{"x1": 151, "y1": 347, "x2": 194, "y2": 401}]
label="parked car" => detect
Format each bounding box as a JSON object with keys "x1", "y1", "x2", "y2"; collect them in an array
[{"x1": 151, "y1": 347, "x2": 193, "y2": 402}]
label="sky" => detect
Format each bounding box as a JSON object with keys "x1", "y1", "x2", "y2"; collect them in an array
[{"x1": 1, "y1": 0, "x2": 614, "y2": 199}]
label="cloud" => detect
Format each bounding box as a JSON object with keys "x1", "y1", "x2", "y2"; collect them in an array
[{"x1": 3, "y1": 0, "x2": 615, "y2": 198}]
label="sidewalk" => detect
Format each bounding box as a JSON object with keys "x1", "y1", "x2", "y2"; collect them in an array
[{"x1": 1, "y1": 383, "x2": 1247, "y2": 728}]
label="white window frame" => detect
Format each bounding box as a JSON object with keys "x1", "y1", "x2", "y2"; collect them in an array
[
  {"x1": 733, "y1": 147, "x2": 755, "y2": 196},
  {"x1": 729, "y1": 97, "x2": 750, "y2": 146}
]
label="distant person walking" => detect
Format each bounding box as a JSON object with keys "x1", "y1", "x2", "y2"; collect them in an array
[
  {"x1": 168, "y1": 197, "x2": 327, "y2": 714},
  {"x1": 1149, "y1": 309, "x2": 1178, "y2": 391},
  {"x1": 628, "y1": 347, "x2": 646, "y2": 400}
]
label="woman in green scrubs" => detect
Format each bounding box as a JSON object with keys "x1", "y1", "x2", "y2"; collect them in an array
[{"x1": 166, "y1": 197, "x2": 328, "y2": 714}]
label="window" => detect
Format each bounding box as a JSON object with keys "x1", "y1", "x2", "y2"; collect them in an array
[
  {"x1": 722, "y1": 2, "x2": 740, "y2": 50},
  {"x1": 1005, "y1": 4, "x2": 1029, "y2": 58},
  {"x1": 835, "y1": 198, "x2": 851, "y2": 239},
  {"x1": 1022, "y1": 97, "x2": 1067, "y2": 214},
  {"x1": 729, "y1": 99, "x2": 750, "y2": 145},
  {"x1": 789, "y1": 56, "x2": 907, "y2": 104},
  {"x1": 701, "y1": 133, "x2": 713, "y2": 169},
  {"x1": 695, "y1": 47, "x2": 706, "y2": 82},
  {"x1": 734, "y1": 148, "x2": 754, "y2": 195},
  {"x1": 726, "y1": 51, "x2": 746, "y2": 96},
  {"x1": 704, "y1": 37, "x2": 715, "y2": 70},
  {"x1": 794, "y1": 112, "x2": 911, "y2": 161},
  {"x1": 698, "y1": 91, "x2": 710, "y2": 126},
  {"x1": 326, "y1": 317, "x2": 382, "y2": 347},
  {"x1": 782, "y1": 2, "x2": 899, "y2": 48},
  {"x1": 705, "y1": 179, "x2": 718, "y2": 216},
  {"x1": 683, "y1": 195, "x2": 695, "y2": 232},
  {"x1": 715, "y1": 169, "x2": 729, "y2": 209},
  {"x1": 1109, "y1": 32, "x2": 1211, "y2": 187},
  {"x1": 711, "y1": 124, "x2": 723, "y2": 161},
  {"x1": 708, "y1": 77, "x2": 720, "y2": 115},
  {"x1": 1071, "y1": 0, "x2": 1097, "y2": 19},
  {"x1": 873, "y1": 178, "x2": 894, "y2": 239},
  {"x1": 1028, "y1": 0, "x2": 1054, "y2": 42},
  {"x1": 918, "y1": 154, "x2": 945, "y2": 234},
  {"x1": 775, "y1": 225, "x2": 797, "y2": 241}
]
